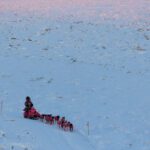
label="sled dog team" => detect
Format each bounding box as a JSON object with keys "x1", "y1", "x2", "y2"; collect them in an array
[
  {"x1": 40, "y1": 114, "x2": 73, "y2": 131},
  {"x1": 24, "y1": 96, "x2": 74, "y2": 132}
]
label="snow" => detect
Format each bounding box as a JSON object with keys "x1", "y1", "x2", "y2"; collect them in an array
[{"x1": 0, "y1": 0, "x2": 150, "y2": 150}]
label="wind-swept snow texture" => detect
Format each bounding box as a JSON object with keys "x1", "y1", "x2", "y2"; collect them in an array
[{"x1": 0, "y1": 0, "x2": 150, "y2": 150}]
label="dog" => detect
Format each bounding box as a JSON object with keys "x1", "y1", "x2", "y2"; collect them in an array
[
  {"x1": 64, "y1": 121, "x2": 74, "y2": 131},
  {"x1": 69, "y1": 122, "x2": 73, "y2": 132},
  {"x1": 54, "y1": 115, "x2": 60, "y2": 123}
]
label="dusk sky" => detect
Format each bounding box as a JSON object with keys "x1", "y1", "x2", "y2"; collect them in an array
[{"x1": 0, "y1": 0, "x2": 149, "y2": 21}]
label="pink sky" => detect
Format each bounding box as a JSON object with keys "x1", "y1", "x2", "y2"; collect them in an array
[
  {"x1": 0, "y1": 0, "x2": 149, "y2": 21},
  {"x1": 0, "y1": 0, "x2": 88, "y2": 11}
]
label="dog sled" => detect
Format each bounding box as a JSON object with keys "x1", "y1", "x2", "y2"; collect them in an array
[{"x1": 23, "y1": 107, "x2": 74, "y2": 132}]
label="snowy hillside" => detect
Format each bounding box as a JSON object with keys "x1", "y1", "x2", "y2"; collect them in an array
[{"x1": 0, "y1": 0, "x2": 150, "y2": 150}]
